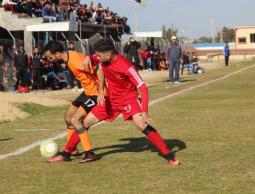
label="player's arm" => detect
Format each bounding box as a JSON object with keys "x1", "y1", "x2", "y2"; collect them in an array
[
  {"x1": 96, "y1": 64, "x2": 105, "y2": 105},
  {"x1": 82, "y1": 55, "x2": 91, "y2": 73},
  {"x1": 127, "y1": 66, "x2": 150, "y2": 124},
  {"x1": 82, "y1": 55, "x2": 105, "y2": 105}
]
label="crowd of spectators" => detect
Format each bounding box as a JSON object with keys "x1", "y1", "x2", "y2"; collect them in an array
[
  {"x1": 2, "y1": 0, "x2": 130, "y2": 34},
  {"x1": 123, "y1": 37, "x2": 203, "y2": 76},
  {"x1": 0, "y1": 40, "x2": 204, "y2": 93},
  {"x1": 124, "y1": 38, "x2": 167, "y2": 71},
  {"x1": 0, "y1": 42, "x2": 82, "y2": 92}
]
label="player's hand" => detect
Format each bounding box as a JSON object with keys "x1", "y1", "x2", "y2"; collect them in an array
[
  {"x1": 97, "y1": 92, "x2": 105, "y2": 106},
  {"x1": 141, "y1": 112, "x2": 151, "y2": 124}
]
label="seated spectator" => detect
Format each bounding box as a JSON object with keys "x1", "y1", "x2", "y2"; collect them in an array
[
  {"x1": 159, "y1": 52, "x2": 167, "y2": 71},
  {"x1": 97, "y1": 2, "x2": 104, "y2": 12},
  {"x1": 77, "y1": 4, "x2": 88, "y2": 22},
  {"x1": 191, "y1": 52, "x2": 199, "y2": 72},
  {"x1": 16, "y1": 0, "x2": 33, "y2": 17},
  {"x1": 2, "y1": 0, "x2": 17, "y2": 13},
  {"x1": 122, "y1": 17, "x2": 131, "y2": 34},
  {"x1": 52, "y1": 3, "x2": 65, "y2": 21},
  {"x1": 56, "y1": 62, "x2": 71, "y2": 89},
  {"x1": 41, "y1": 2, "x2": 56, "y2": 22},
  {"x1": 89, "y1": 1, "x2": 96, "y2": 11},
  {"x1": 85, "y1": 6, "x2": 94, "y2": 23},
  {"x1": 67, "y1": 41, "x2": 76, "y2": 51},
  {"x1": 104, "y1": 8, "x2": 113, "y2": 25},
  {"x1": 30, "y1": 0, "x2": 42, "y2": 17},
  {"x1": 181, "y1": 51, "x2": 193, "y2": 75}
]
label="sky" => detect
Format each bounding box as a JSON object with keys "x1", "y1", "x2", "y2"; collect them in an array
[{"x1": 95, "y1": 0, "x2": 255, "y2": 39}]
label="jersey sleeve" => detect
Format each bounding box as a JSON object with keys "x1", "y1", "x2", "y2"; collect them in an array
[{"x1": 126, "y1": 66, "x2": 145, "y2": 88}]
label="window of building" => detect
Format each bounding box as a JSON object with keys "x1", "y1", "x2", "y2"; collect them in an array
[
  {"x1": 238, "y1": 37, "x2": 247, "y2": 44},
  {"x1": 250, "y1": 34, "x2": 255, "y2": 43}
]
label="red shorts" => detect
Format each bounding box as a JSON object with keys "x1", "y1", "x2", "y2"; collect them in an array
[{"x1": 91, "y1": 97, "x2": 142, "y2": 122}]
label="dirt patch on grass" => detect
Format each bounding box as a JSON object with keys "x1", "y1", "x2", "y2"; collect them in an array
[{"x1": 0, "y1": 89, "x2": 79, "y2": 121}]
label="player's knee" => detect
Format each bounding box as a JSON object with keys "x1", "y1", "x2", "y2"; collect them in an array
[
  {"x1": 64, "y1": 115, "x2": 71, "y2": 125},
  {"x1": 82, "y1": 119, "x2": 89, "y2": 128},
  {"x1": 133, "y1": 119, "x2": 146, "y2": 131},
  {"x1": 70, "y1": 115, "x2": 79, "y2": 127}
]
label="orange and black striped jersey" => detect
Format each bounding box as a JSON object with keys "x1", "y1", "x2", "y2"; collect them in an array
[{"x1": 67, "y1": 51, "x2": 100, "y2": 96}]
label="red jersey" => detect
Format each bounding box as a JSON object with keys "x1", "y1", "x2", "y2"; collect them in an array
[{"x1": 101, "y1": 54, "x2": 145, "y2": 108}]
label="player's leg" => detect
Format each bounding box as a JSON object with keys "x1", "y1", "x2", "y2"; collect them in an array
[
  {"x1": 132, "y1": 113, "x2": 180, "y2": 167},
  {"x1": 64, "y1": 104, "x2": 78, "y2": 141},
  {"x1": 48, "y1": 107, "x2": 93, "y2": 163},
  {"x1": 48, "y1": 94, "x2": 94, "y2": 163},
  {"x1": 79, "y1": 99, "x2": 112, "y2": 163},
  {"x1": 78, "y1": 112, "x2": 101, "y2": 163},
  {"x1": 47, "y1": 105, "x2": 80, "y2": 163},
  {"x1": 65, "y1": 92, "x2": 91, "y2": 143},
  {"x1": 64, "y1": 96, "x2": 101, "y2": 163}
]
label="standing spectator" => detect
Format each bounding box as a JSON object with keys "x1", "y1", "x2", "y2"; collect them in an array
[
  {"x1": 14, "y1": 44, "x2": 29, "y2": 89},
  {"x1": 30, "y1": 46, "x2": 43, "y2": 90},
  {"x1": 223, "y1": 42, "x2": 230, "y2": 67},
  {"x1": 166, "y1": 36, "x2": 182, "y2": 83},
  {"x1": 123, "y1": 37, "x2": 144, "y2": 70}
]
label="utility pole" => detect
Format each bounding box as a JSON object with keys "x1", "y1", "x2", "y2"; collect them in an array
[
  {"x1": 211, "y1": 18, "x2": 215, "y2": 43},
  {"x1": 220, "y1": 26, "x2": 224, "y2": 43}
]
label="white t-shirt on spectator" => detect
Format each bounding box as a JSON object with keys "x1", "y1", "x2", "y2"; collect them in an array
[{"x1": 2, "y1": 0, "x2": 16, "y2": 6}]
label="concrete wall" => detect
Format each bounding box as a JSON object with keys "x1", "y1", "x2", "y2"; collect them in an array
[{"x1": 236, "y1": 27, "x2": 255, "y2": 49}]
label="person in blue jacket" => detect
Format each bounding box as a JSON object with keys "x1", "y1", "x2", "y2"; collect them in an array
[{"x1": 223, "y1": 43, "x2": 230, "y2": 67}]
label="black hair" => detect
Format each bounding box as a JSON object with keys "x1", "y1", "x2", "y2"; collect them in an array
[
  {"x1": 94, "y1": 39, "x2": 115, "y2": 52},
  {"x1": 44, "y1": 41, "x2": 64, "y2": 54}
]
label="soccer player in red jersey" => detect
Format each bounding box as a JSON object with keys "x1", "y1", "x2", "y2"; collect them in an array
[{"x1": 73, "y1": 39, "x2": 180, "y2": 166}]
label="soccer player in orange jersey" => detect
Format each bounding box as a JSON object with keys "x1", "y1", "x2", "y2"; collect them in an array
[{"x1": 44, "y1": 41, "x2": 106, "y2": 163}]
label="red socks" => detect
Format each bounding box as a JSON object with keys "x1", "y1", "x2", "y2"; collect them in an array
[
  {"x1": 64, "y1": 131, "x2": 80, "y2": 153},
  {"x1": 143, "y1": 125, "x2": 170, "y2": 156}
]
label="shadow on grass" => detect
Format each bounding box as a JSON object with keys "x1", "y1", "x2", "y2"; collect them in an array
[
  {"x1": 92, "y1": 137, "x2": 186, "y2": 160},
  {"x1": 0, "y1": 137, "x2": 14, "y2": 142},
  {"x1": 163, "y1": 79, "x2": 197, "y2": 83}
]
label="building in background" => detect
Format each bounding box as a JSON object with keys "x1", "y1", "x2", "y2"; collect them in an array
[{"x1": 235, "y1": 26, "x2": 255, "y2": 49}]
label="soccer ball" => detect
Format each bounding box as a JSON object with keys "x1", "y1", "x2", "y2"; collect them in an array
[
  {"x1": 197, "y1": 69, "x2": 204, "y2": 74},
  {"x1": 40, "y1": 139, "x2": 59, "y2": 158}
]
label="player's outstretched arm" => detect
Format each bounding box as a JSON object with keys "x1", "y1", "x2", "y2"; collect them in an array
[
  {"x1": 96, "y1": 64, "x2": 105, "y2": 106},
  {"x1": 138, "y1": 84, "x2": 151, "y2": 124}
]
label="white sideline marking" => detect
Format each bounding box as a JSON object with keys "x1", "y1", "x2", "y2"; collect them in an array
[
  {"x1": 0, "y1": 64, "x2": 254, "y2": 160},
  {"x1": 0, "y1": 133, "x2": 66, "y2": 160}
]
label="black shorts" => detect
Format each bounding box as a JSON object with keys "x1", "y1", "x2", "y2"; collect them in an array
[{"x1": 72, "y1": 92, "x2": 97, "y2": 113}]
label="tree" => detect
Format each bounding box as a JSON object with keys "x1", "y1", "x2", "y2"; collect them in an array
[
  {"x1": 162, "y1": 25, "x2": 178, "y2": 40},
  {"x1": 215, "y1": 27, "x2": 235, "y2": 43},
  {"x1": 192, "y1": 36, "x2": 213, "y2": 44}
]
